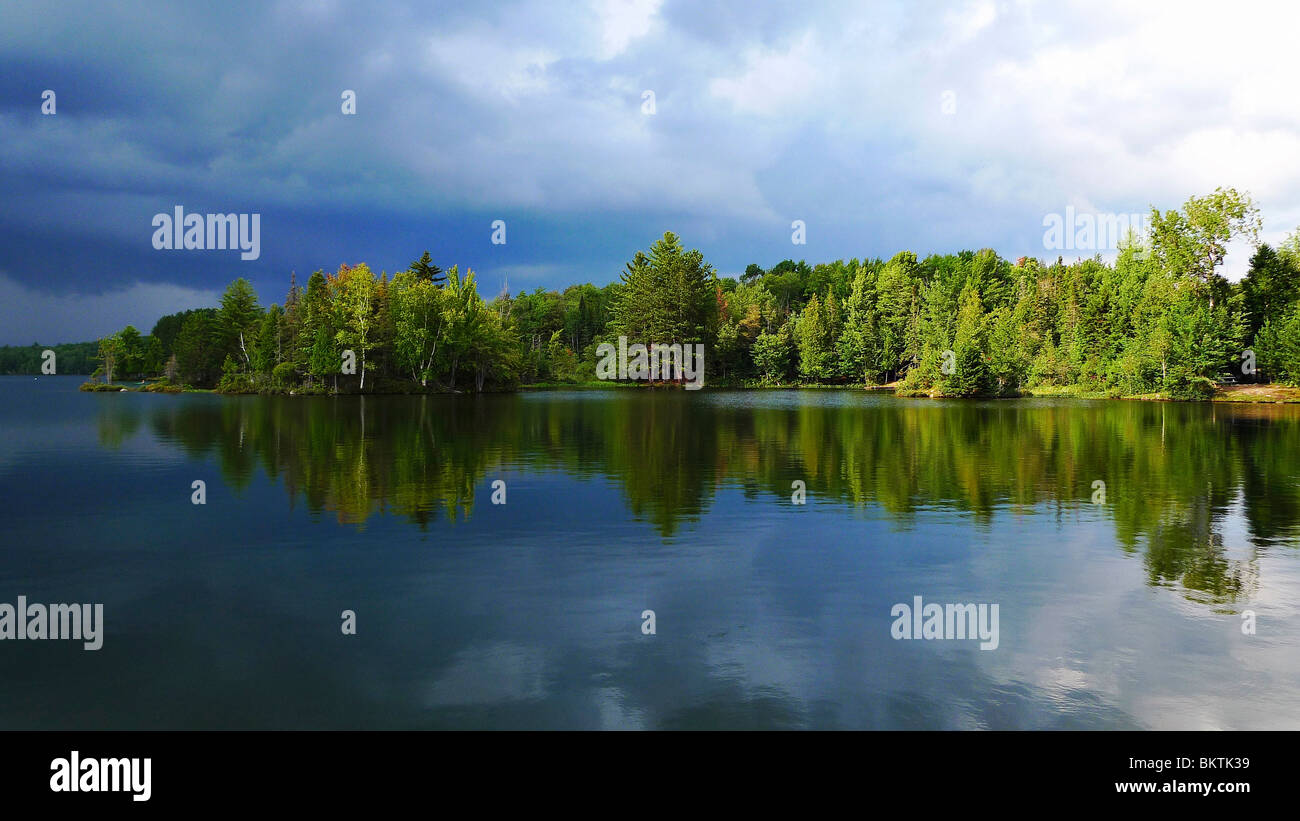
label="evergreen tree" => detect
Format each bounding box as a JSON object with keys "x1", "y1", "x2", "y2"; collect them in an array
[
  {"x1": 943, "y1": 286, "x2": 990, "y2": 396},
  {"x1": 217, "y1": 278, "x2": 262, "y2": 372},
  {"x1": 611, "y1": 232, "x2": 717, "y2": 347},
  {"x1": 837, "y1": 265, "x2": 878, "y2": 382},
  {"x1": 407, "y1": 251, "x2": 446, "y2": 287}
]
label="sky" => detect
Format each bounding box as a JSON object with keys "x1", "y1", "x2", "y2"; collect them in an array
[{"x1": 2, "y1": 0, "x2": 1300, "y2": 344}]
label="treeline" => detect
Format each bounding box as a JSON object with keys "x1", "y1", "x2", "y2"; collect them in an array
[
  {"x1": 92, "y1": 254, "x2": 519, "y2": 393},
  {"x1": 88, "y1": 187, "x2": 1300, "y2": 398},
  {"x1": 0, "y1": 341, "x2": 98, "y2": 374}
]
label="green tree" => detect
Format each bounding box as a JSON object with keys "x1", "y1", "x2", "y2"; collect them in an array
[
  {"x1": 752, "y1": 322, "x2": 795, "y2": 382},
  {"x1": 217, "y1": 278, "x2": 262, "y2": 372},
  {"x1": 407, "y1": 250, "x2": 446, "y2": 287},
  {"x1": 610, "y1": 232, "x2": 717, "y2": 347},
  {"x1": 174, "y1": 310, "x2": 222, "y2": 386},
  {"x1": 252, "y1": 304, "x2": 284, "y2": 374},
  {"x1": 442, "y1": 266, "x2": 487, "y2": 389},
  {"x1": 1149, "y1": 187, "x2": 1261, "y2": 308},
  {"x1": 794, "y1": 291, "x2": 840, "y2": 380},
  {"x1": 1241, "y1": 243, "x2": 1299, "y2": 346},
  {"x1": 96, "y1": 332, "x2": 124, "y2": 383},
  {"x1": 942, "y1": 286, "x2": 990, "y2": 396},
  {"x1": 837, "y1": 265, "x2": 879, "y2": 383},
  {"x1": 874, "y1": 251, "x2": 920, "y2": 382},
  {"x1": 391, "y1": 270, "x2": 445, "y2": 386},
  {"x1": 331, "y1": 264, "x2": 378, "y2": 391}
]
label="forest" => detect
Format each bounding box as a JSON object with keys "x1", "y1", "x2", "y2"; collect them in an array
[
  {"x1": 0, "y1": 341, "x2": 98, "y2": 375},
  {"x1": 81, "y1": 187, "x2": 1300, "y2": 400}
]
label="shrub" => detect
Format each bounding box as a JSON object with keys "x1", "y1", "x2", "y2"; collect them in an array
[{"x1": 272, "y1": 362, "x2": 298, "y2": 388}]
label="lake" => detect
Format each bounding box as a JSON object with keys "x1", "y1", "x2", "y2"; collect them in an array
[{"x1": 2, "y1": 375, "x2": 1299, "y2": 729}]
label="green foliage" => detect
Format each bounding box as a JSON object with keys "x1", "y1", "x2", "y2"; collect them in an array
[
  {"x1": 1257, "y1": 309, "x2": 1300, "y2": 385},
  {"x1": 715, "y1": 282, "x2": 775, "y2": 381},
  {"x1": 174, "y1": 310, "x2": 221, "y2": 386},
  {"x1": 64, "y1": 191, "x2": 1292, "y2": 400},
  {"x1": 331, "y1": 263, "x2": 378, "y2": 390},
  {"x1": 407, "y1": 250, "x2": 446, "y2": 287},
  {"x1": 1242, "y1": 240, "x2": 1300, "y2": 347},
  {"x1": 252, "y1": 304, "x2": 283, "y2": 374},
  {"x1": 837, "y1": 265, "x2": 878, "y2": 383},
  {"x1": 1150, "y1": 187, "x2": 1261, "y2": 294},
  {"x1": 752, "y1": 323, "x2": 795, "y2": 383},
  {"x1": 217, "y1": 278, "x2": 262, "y2": 372},
  {"x1": 941, "y1": 287, "x2": 991, "y2": 396},
  {"x1": 0, "y1": 341, "x2": 98, "y2": 374},
  {"x1": 794, "y1": 291, "x2": 841, "y2": 380},
  {"x1": 150, "y1": 309, "x2": 204, "y2": 359},
  {"x1": 272, "y1": 361, "x2": 298, "y2": 388},
  {"x1": 308, "y1": 324, "x2": 337, "y2": 384},
  {"x1": 611, "y1": 231, "x2": 717, "y2": 346},
  {"x1": 391, "y1": 270, "x2": 445, "y2": 385}
]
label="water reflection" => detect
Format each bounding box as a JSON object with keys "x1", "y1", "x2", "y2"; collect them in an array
[{"x1": 91, "y1": 391, "x2": 1300, "y2": 607}]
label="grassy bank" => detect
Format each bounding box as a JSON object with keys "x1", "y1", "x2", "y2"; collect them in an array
[
  {"x1": 1022, "y1": 383, "x2": 1300, "y2": 403},
  {"x1": 80, "y1": 380, "x2": 203, "y2": 393}
]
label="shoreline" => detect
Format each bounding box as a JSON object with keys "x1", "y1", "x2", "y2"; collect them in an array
[{"x1": 76, "y1": 379, "x2": 1300, "y2": 403}]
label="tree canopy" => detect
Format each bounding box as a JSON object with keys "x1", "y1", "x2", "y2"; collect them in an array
[{"x1": 75, "y1": 189, "x2": 1300, "y2": 400}]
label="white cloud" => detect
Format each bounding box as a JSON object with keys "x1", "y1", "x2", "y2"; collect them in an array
[
  {"x1": 943, "y1": 0, "x2": 998, "y2": 42},
  {"x1": 6, "y1": 0, "x2": 1300, "y2": 289},
  {"x1": 425, "y1": 32, "x2": 559, "y2": 100},
  {"x1": 592, "y1": 0, "x2": 662, "y2": 60},
  {"x1": 708, "y1": 31, "x2": 824, "y2": 117}
]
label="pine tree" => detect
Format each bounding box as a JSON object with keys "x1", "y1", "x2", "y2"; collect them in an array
[
  {"x1": 252, "y1": 305, "x2": 283, "y2": 374},
  {"x1": 611, "y1": 232, "x2": 717, "y2": 347},
  {"x1": 943, "y1": 286, "x2": 990, "y2": 396},
  {"x1": 874, "y1": 251, "x2": 919, "y2": 381},
  {"x1": 837, "y1": 265, "x2": 878, "y2": 383},
  {"x1": 217, "y1": 278, "x2": 262, "y2": 372},
  {"x1": 408, "y1": 251, "x2": 446, "y2": 287}
]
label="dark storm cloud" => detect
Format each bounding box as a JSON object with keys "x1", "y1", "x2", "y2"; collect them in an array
[{"x1": 1, "y1": 0, "x2": 1298, "y2": 342}]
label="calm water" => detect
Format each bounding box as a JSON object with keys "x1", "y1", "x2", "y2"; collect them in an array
[{"x1": 3, "y1": 375, "x2": 1300, "y2": 729}]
